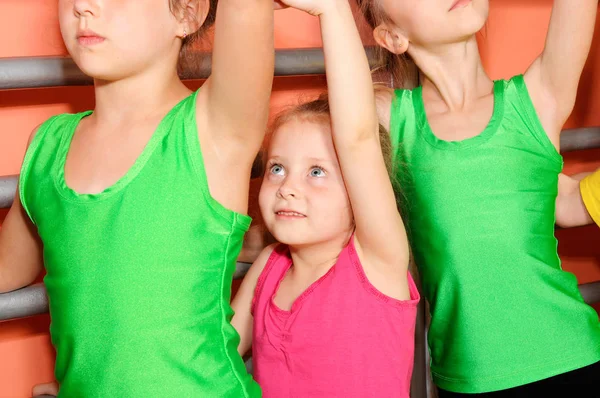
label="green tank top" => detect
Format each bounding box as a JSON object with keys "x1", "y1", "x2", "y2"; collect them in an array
[
  {"x1": 19, "y1": 92, "x2": 261, "y2": 397},
  {"x1": 390, "y1": 75, "x2": 600, "y2": 393}
]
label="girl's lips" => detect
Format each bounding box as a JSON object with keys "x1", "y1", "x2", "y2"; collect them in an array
[{"x1": 449, "y1": 0, "x2": 472, "y2": 11}]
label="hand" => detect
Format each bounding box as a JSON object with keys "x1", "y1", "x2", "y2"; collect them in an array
[
  {"x1": 273, "y1": 1, "x2": 289, "y2": 10},
  {"x1": 32, "y1": 381, "x2": 59, "y2": 397},
  {"x1": 277, "y1": 0, "x2": 340, "y2": 16}
]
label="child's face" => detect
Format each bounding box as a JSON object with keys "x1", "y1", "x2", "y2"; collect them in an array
[
  {"x1": 59, "y1": 0, "x2": 182, "y2": 80},
  {"x1": 379, "y1": 0, "x2": 488, "y2": 48},
  {"x1": 259, "y1": 118, "x2": 354, "y2": 247}
]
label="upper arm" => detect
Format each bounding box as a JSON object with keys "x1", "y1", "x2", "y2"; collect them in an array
[
  {"x1": 317, "y1": 2, "x2": 409, "y2": 297},
  {"x1": 202, "y1": 0, "x2": 274, "y2": 155},
  {"x1": 0, "y1": 127, "x2": 44, "y2": 293},
  {"x1": 524, "y1": 0, "x2": 598, "y2": 143},
  {"x1": 556, "y1": 173, "x2": 593, "y2": 228},
  {"x1": 230, "y1": 243, "x2": 276, "y2": 357}
]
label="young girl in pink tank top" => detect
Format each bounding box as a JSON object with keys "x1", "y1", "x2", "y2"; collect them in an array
[{"x1": 231, "y1": 0, "x2": 419, "y2": 396}]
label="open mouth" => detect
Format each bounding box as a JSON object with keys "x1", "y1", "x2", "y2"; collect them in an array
[{"x1": 275, "y1": 211, "x2": 306, "y2": 218}]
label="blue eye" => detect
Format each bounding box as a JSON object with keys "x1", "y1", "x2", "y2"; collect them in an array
[
  {"x1": 310, "y1": 167, "x2": 325, "y2": 177},
  {"x1": 270, "y1": 164, "x2": 284, "y2": 175}
]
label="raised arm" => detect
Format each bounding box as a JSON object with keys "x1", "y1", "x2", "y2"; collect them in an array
[
  {"x1": 193, "y1": 0, "x2": 275, "y2": 214},
  {"x1": 281, "y1": 0, "x2": 409, "y2": 298},
  {"x1": 203, "y1": 0, "x2": 275, "y2": 153},
  {"x1": 525, "y1": 0, "x2": 598, "y2": 144}
]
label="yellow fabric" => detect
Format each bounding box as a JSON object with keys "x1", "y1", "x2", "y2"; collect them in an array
[{"x1": 580, "y1": 170, "x2": 600, "y2": 226}]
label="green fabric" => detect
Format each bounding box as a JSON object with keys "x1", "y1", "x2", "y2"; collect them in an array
[
  {"x1": 390, "y1": 75, "x2": 600, "y2": 393},
  {"x1": 19, "y1": 91, "x2": 260, "y2": 397}
]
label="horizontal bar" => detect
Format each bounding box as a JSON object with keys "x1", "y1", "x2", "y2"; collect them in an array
[
  {"x1": 0, "y1": 283, "x2": 48, "y2": 321},
  {"x1": 0, "y1": 48, "x2": 376, "y2": 90},
  {"x1": 2, "y1": 279, "x2": 599, "y2": 323},
  {"x1": 0, "y1": 175, "x2": 17, "y2": 209},
  {"x1": 580, "y1": 280, "x2": 600, "y2": 305},
  {"x1": 0, "y1": 261, "x2": 252, "y2": 322},
  {"x1": 1, "y1": 126, "x2": 598, "y2": 209},
  {"x1": 560, "y1": 126, "x2": 600, "y2": 152}
]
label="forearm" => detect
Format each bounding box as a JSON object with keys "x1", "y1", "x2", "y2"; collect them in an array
[{"x1": 320, "y1": 0, "x2": 378, "y2": 146}]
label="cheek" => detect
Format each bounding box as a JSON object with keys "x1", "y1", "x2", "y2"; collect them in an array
[
  {"x1": 111, "y1": 6, "x2": 174, "y2": 54},
  {"x1": 58, "y1": 5, "x2": 76, "y2": 48},
  {"x1": 258, "y1": 182, "x2": 275, "y2": 216},
  {"x1": 310, "y1": 181, "x2": 351, "y2": 219}
]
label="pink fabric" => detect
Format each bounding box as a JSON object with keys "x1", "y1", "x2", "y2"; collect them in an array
[{"x1": 251, "y1": 237, "x2": 420, "y2": 397}]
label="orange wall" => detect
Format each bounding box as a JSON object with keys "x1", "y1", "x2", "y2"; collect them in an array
[{"x1": 1, "y1": 1, "x2": 599, "y2": 396}]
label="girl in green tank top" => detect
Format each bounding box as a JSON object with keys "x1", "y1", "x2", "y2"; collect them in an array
[
  {"x1": 0, "y1": 0, "x2": 278, "y2": 396},
  {"x1": 356, "y1": 0, "x2": 600, "y2": 395}
]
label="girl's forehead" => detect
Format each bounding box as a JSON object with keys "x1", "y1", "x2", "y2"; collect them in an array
[{"x1": 269, "y1": 120, "x2": 337, "y2": 161}]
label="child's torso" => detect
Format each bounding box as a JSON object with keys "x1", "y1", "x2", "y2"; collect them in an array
[
  {"x1": 390, "y1": 75, "x2": 600, "y2": 393},
  {"x1": 251, "y1": 239, "x2": 419, "y2": 398},
  {"x1": 19, "y1": 92, "x2": 260, "y2": 397}
]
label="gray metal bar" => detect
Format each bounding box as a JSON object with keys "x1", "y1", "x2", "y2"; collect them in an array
[
  {"x1": 0, "y1": 174, "x2": 17, "y2": 209},
  {"x1": 1, "y1": 126, "x2": 598, "y2": 209},
  {"x1": 580, "y1": 280, "x2": 600, "y2": 305},
  {"x1": 561, "y1": 127, "x2": 600, "y2": 152},
  {"x1": 0, "y1": 283, "x2": 48, "y2": 321},
  {"x1": 0, "y1": 261, "x2": 252, "y2": 322},
  {"x1": 0, "y1": 48, "x2": 376, "y2": 90}
]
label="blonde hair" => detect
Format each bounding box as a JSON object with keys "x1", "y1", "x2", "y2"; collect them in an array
[{"x1": 261, "y1": 93, "x2": 407, "y2": 217}]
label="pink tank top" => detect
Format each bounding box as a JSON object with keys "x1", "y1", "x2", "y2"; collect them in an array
[{"x1": 251, "y1": 237, "x2": 420, "y2": 397}]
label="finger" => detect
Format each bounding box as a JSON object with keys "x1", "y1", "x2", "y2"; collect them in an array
[
  {"x1": 273, "y1": 1, "x2": 289, "y2": 10},
  {"x1": 32, "y1": 382, "x2": 59, "y2": 396}
]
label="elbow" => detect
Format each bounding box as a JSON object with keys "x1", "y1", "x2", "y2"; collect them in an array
[{"x1": 0, "y1": 266, "x2": 39, "y2": 294}]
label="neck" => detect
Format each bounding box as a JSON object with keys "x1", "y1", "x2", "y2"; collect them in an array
[
  {"x1": 91, "y1": 61, "x2": 190, "y2": 128},
  {"x1": 408, "y1": 35, "x2": 493, "y2": 111},
  {"x1": 288, "y1": 229, "x2": 353, "y2": 275}
]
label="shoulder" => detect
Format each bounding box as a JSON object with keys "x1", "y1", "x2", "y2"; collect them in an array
[
  {"x1": 244, "y1": 243, "x2": 282, "y2": 287},
  {"x1": 31, "y1": 113, "x2": 89, "y2": 144}
]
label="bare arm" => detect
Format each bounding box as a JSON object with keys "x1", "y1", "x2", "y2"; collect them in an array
[
  {"x1": 194, "y1": 0, "x2": 275, "y2": 214},
  {"x1": 203, "y1": 0, "x2": 274, "y2": 154},
  {"x1": 282, "y1": 0, "x2": 409, "y2": 299},
  {"x1": 0, "y1": 129, "x2": 44, "y2": 293},
  {"x1": 231, "y1": 244, "x2": 275, "y2": 356},
  {"x1": 525, "y1": 0, "x2": 598, "y2": 145},
  {"x1": 556, "y1": 172, "x2": 594, "y2": 228}
]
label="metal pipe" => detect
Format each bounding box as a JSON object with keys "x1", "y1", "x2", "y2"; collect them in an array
[
  {"x1": 0, "y1": 48, "x2": 377, "y2": 90},
  {"x1": 0, "y1": 175, "x2": 17, "y2": 209},
  {"x1": 2, "y1": 277, "x2": 599, "y2": 322},
  {"x1": 0, "y1": 261, "x2": 252, "y2": 322},
  {"x1": 2, "y1": 126, "x2": 598, "y2": 209},
  {"x1": 579, "y1": 280, "x2": 600, "y2": 305},
  {"x1": 0, "y1": 283, "x2": 48, "y2": 321},
  {"x1": 560, "y1": 127, "x2": 600, "y2": 152}
]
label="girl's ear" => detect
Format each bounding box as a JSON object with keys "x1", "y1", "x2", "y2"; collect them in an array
[
  {"x1": 176, "y1": 0, "x2": 210, "y2": 38},
  {"x1": 373, "y1": 23, "x2": 409, "y2": 55}
]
